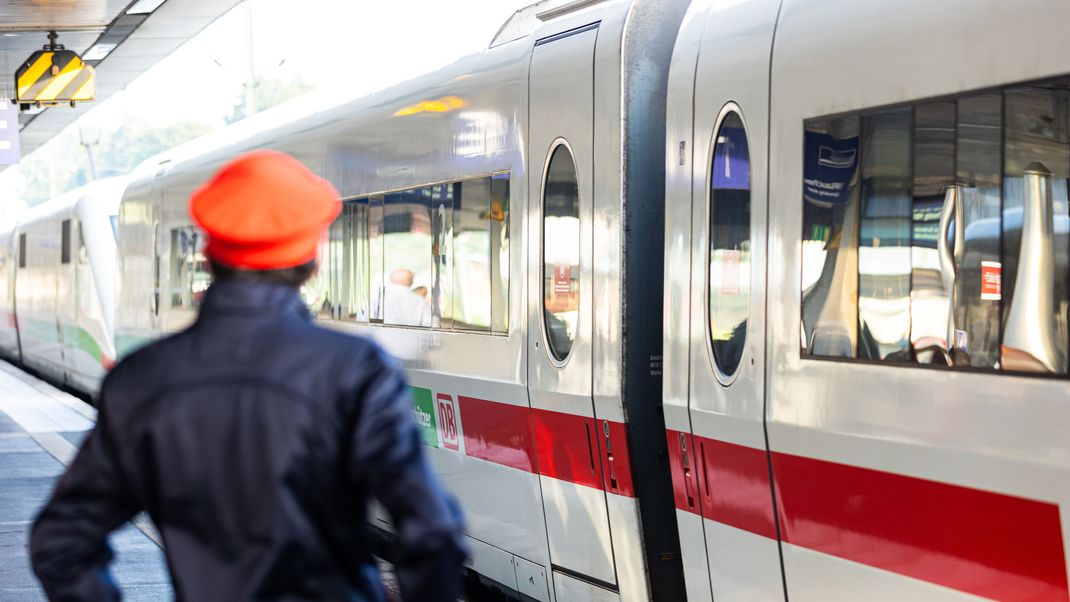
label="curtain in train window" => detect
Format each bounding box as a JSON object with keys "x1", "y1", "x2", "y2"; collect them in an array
[
  {"x1": 378, "y1": 188, "x2": 434, "y2": 327},
  {"x1": 801, "y1": 77, "x2": 1070, "y2": 374}
]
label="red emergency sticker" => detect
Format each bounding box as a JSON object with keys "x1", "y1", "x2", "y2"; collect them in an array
[
  {"x1": 553, "y1": 264, "x2": 571, "y2": 295},
  {"x1": 981, "y1": 261, "x2": 1001, "y2": 301}
]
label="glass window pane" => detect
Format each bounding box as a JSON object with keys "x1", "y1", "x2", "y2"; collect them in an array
[
  {"x1": 381, "y1": 188, "x2": 434, "y2": 327},
  {"x1": 953, "y1": 93, "x2": 1002, "y2": 368},
  {"x1": 708, "y1": 111, "x2": 751, "y2": 376},
  {"x1": 170, "y1": 227, "x2": 208, "y2": 310},
  {"x1": 801, "y1": 77, "x2": 1070, "y2": 376},
  {"x1": 350, "y1": 199, "x2": 370, "y2": 322},
  {"x1": 490, "y1": 173, "x2": 510, "y2": 334},
  {"x1": 910, "y1": 102, "x2": 956, "y2": 364},
  {"x1": 543, "y1": 145, "x2": 581, "y2": 361},
  {"x1": 858, "y1": 108, "x2": 912, "y2": 361},
  {"x1": 1001, "y1": 86, "x2": 1070, "y2": 373},
  {"x1": 369, "y1": 195, "x2": 384, "y2": 323},
  {"x1": 453, "y1": 178, "x2": 492, "y2": 331},
  {"x1": 60, "y1": 220, "x2": 71, "y2": 264},
  {"x1": 801, "y1": 115, "x2": 861, "y2": 357}
]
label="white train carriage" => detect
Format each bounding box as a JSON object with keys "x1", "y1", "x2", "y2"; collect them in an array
[
  {"x1": 665, "y1": 0, "x2": 1070, "y2": 600},
  {"x1": 0, "y1": 229, "x2": 19, "y2": 361},
  {"x1": 116, "y1": 0, "x2": 689, "y2": 599},
  {"x1": 9, "y1": 178, "x2": 125, "y2": 395}
]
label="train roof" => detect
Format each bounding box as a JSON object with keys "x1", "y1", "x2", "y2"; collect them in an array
[
  {"x1": 8, "y1": 177, "x2": 129, "y2": 233},
  {"x1": 128, "y1": 0, "x2": 626, "y2": 190}
]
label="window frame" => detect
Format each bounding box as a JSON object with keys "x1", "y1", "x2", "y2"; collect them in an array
[
  {"x1": 705, "y1": 102, "x2": 751, "y2": 386},
  {"x1": 338, "y1": 171, "x2": 512, "y2": 336}
]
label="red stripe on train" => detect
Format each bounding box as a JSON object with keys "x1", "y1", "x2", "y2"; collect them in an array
[
  {"x1": 666, "y1": 430, "x2": 1068, "y2": 600},
  {"x1": 458, "y1": 396, "x2": 536, "y2": 472},
  {"x1": 774, "y1": 451, "x2": 1068, "y2": 601},
  {"x1": 455, "y1": 395, "x2": 635, "y2": 497}
]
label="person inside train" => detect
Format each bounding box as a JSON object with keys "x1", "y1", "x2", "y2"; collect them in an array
[
  {"x1": 381, "y1": 268, "x2": 434, "y2": 327},
  {"x1": 29, "y1": 150, "x2": 467, "y2": 602}
]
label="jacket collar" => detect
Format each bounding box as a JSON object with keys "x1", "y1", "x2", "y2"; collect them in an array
[{"x1": 197, "y1": 279, "x2": 311, "y2": 320}]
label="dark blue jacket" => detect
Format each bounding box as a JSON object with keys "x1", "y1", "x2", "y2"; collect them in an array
[{"x1": 30, "y1": 280, "x2": 467, "y2": 601}]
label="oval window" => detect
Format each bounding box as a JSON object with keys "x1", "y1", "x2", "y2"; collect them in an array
[
  {"x1": 709, "y1": 110, "x2": 751, "y2": 378},
  {"x1": 543, "y1": 144, "x2": 581, "y2": 361}
]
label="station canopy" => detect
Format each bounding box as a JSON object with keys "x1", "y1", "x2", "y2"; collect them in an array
[{"x1": 0, "y1": 0, "x2": 241, "y2": 161}]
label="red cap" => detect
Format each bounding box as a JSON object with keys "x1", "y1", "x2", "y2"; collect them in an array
[{"x1": 189, "y1": 150, "x2": 341, "y2": 270}]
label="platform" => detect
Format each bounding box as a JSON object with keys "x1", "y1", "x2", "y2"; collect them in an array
[{"x1": 0, "y1": 361, "x2": 172, "y2": 601}]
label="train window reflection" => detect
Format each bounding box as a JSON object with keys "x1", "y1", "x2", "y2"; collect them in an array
[
  {"x1": 708, "y1": 110, "x2": 751, "y2": 377},
  {"x1": 490, "y1": 174, "x2": 510, "y2": 334},
  {"x1": 170, "y1": 226, "x2": 209, "y2": 310},
  {"x1": 453, "y1": 178, "x2": 492, "y2": 331},
  {"x1": 801, "y1": 76, "x2": 1070, "y2": 375},
  {"x1": 376, "y1": 188, "x2": 435, "y2": 327},
  {"x1": 315, "y1": 176, "x2": 509, "y2": 334},
  {"x1": 543, "y1": 144, "x2": 580, "y2": 361}
]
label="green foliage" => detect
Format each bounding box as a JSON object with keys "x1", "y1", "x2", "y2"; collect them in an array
[{"x1": 225, "y1": 77, "x2": 314, "y2": 125}]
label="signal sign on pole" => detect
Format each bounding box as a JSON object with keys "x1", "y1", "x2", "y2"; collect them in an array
[{"x1": 14, "y1": 33, "x2": 96, "y2": 107}]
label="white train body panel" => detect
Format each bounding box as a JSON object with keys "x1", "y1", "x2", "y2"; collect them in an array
[
  {"x1": 667, "y1": 0, "x2": 1070, "y2": 600},
  {"x1": 115, "y1": 1, "x2": 689, "y2": 600},
  {"x1": 8, "y1": 178, "x2": 125, "y2": 394}
]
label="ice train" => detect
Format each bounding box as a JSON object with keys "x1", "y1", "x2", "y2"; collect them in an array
[{"x1": 3, "y1": 0, "x2": 1070, "y2": 599}]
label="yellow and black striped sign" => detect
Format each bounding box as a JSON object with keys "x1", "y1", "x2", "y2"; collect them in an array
[{"x1": 15, "y1": 50, "x2": 96, "y2": 105}]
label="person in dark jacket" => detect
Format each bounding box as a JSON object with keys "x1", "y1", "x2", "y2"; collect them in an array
[{"x1": 29, "y1": 150, "x2": 467, "y2": 601}]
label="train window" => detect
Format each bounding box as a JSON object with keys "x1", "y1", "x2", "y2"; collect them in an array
[
  {"x1": 378, "y1": 188, "x2": 435, "y2": 327},
  {"x1": 801, "y1": 76, "x2": 1070, "y2": 374},
  {"x1": 451, "y1": 175, "x2": 511, "y2": 332},
  {"x1": 18, "y1": 233, "x2": 25, "y2": 268},
  {"x1": 708, "y1": 109, "x2": 751, "y2": 378},
  {"x1": 314, "y1": 200, "x2": 370, "y2": 321},
  {"x1": 543, "y1": 144, "x2": 580, "y2": 361},
  {"x1": 170, "y1": 226, "x2": 210, "y2": 310},
  {"x1": 60, "y1": 220, "x2": 71, "y2": 264}
]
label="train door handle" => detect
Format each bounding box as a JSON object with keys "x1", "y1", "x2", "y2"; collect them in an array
[
  {"x1": 680, "y1": 433, "x2": 696, "y2": 509},
  {"x1": 603, "y1": 421, "x2": 619, "y2": 491}
]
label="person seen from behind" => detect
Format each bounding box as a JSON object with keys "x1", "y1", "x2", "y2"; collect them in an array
[{"x1": 29, "y1": 150, "x2": 467, "y2": 601}]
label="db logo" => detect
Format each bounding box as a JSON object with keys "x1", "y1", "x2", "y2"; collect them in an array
[{"x1": 436, "y1": 393, "x2": 461, "y2": 451}]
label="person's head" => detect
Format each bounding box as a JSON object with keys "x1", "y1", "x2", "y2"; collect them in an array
[
  {"x1": 189, "y1": 149, "x2": 340, "y2": 288},
  {"x1": 389, "y1": 268, "x2": 414, "y2": 287},
  {"x1": 208, "y1": 259, "x2": 318, "y2": 287}
]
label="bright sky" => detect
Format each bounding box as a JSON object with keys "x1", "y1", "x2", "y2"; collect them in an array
[{"x1": 0, "y1": 0, "x2": 533, "y2": 215}]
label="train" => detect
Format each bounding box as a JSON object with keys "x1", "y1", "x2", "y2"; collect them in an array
[
  {"x1": 2, "y1": 0, "x2": 1070, "y2": 599},
  {"x1": 0, "y1": 177, "x2": 125, "y2": 394}
]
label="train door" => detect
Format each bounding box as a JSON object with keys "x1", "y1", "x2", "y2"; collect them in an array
[
  {"x1": 681, "y1": 2, "x2": 785, "y2": 600},
  {"x1": 528, "y1": 22, "x2": 619, "y2": 592}
]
